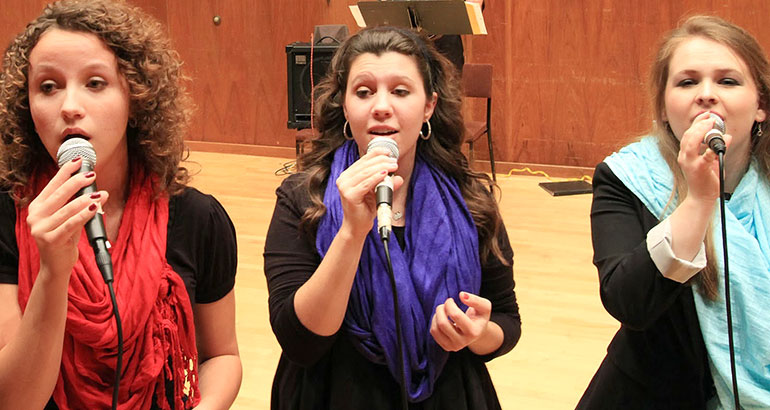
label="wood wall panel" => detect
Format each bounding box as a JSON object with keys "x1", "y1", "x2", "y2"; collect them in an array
[
  {"x1": 160, "y1": 0, "x2": 360, "y2": 146},
  {"x1": 4, "y1": 1, "x2": 770, "y2": 168},
  {"x1": 467, "y1": 0, "x2": 770, "y2": 167},
  {"x1": 0, "y1": 1, "x2": 51, "y2": 49}
]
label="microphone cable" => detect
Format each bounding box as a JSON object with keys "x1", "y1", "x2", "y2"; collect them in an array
[
  {"x1": 381, "y1": 236, "x2": 409, "y2": 410},
  {"x1": 106, "y1": 280, "x2": 123, "y2": 410},
  {"x1": 717, "y1": 151, "x2": 740, "y2": 409}
]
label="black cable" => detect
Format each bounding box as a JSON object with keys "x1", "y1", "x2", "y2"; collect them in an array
[
  {"x1": 717, "y1": 151, "x2": 740, "y2": 409},
  {"x1": 107, "y1": 282, "x2": 123, "y2": 410},
  {"x1": 382, "y1": 237, "x2": 409, "y2": 410}
]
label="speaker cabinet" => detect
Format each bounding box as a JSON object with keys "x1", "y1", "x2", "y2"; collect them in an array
[{"x1": 286, "y1": 42, "x2": 339, "y2": 129}]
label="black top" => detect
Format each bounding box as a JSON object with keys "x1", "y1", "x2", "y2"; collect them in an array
[
  {"x1": 576, "y1": 163, "x2": 715, "y2": 409},
  {"x1": 263, "y1": 173, "x2": 520, "y2": 410},
  {"x1": 0, "y1": 187, "x2": 238, "y2": 409}
]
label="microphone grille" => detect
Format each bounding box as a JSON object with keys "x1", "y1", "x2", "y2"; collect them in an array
[
  {"x1": 56, "y1": 138, "x2": 96, "y2": 168},
  {"x1": 366, "y1": 137, "x2": 399, "y2": 159},
  {"x1": 709, "y1": 113, "x2": 726, "y2": 134}
]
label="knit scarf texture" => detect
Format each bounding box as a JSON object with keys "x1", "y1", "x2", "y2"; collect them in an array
[
  {"x1": 15, "y1": 167, "x2": 199, "y2": 409},
  {"x1": 605, "y1": 137, "x2": 770, "y2": 408},
  {"x1": 316, "y1": 140, "x2": 482, "y2": 402}
]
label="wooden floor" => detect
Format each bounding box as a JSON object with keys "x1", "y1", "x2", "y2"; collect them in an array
[{"x1": 185, "y1": 150, "x2": 619, "y2": 409}]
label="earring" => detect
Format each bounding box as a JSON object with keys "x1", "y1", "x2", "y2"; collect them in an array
[
  {"x1": 419, "y1": 120, "x2": 432, "y2": 140},
  {"x1": 757, "y1": 123, "x2": 764, "y2": 137},
  {"x1": 343, "y1": 120, "x2": 354, "y2": 140}
]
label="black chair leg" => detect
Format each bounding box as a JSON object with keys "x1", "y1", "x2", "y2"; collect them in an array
[
  {"x1": 468, "y1": 141, "x2": 475, "y2": 169},
  {"x1": 486, "y1": 132, "x2": 496, "y2": 181}
]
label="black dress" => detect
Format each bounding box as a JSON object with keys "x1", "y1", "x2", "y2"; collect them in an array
[
  {"x1": 576, "y1": 162, "x2": 715, "y2": 409},
  {"x1": 0, "y1": 187, "x2": 238, "y2": 409},
  {"x1": 263, "y1": 173, "x2": 521, "y2": 410}
]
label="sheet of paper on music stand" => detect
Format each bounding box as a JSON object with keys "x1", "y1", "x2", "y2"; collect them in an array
[
  {"x1": 351, "y1": 1, "x2": 487, "y2": 35},
  {"x1": 465, "y1": 2, "x2": 486, "y2": 34},
  {"x1": 349, "y1": 6, "x2": 366, "y2": 28}
]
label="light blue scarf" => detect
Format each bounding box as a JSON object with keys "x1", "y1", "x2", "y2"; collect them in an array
[{"x1": 605, "y1": 137, "x2": 770, "y2": 409}]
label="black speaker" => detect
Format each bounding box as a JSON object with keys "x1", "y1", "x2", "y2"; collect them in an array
[{"x1": 286, "y1": 42, "x2": 339, "y2": 129}]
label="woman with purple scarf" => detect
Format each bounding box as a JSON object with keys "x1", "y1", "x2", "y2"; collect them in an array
[{"x1": 263, "y1": 26, "x2": 520, "y2": 409}]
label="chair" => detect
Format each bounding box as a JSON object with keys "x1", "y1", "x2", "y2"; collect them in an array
[{"x1": 461, "y1": 63, "x2": 496, "y2": 181}]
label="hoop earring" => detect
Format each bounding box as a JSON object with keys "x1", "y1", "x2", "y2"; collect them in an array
[
  {"x1": 343, "y1": 120, "x2": 354, "y2": 140},
  {"x1": 419, "y1": 120, "x2": 432, "y2": 140}
]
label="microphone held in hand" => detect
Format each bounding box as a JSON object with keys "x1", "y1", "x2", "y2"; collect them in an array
[
  {"x1": 366, "y1": 137, "x2": 399, "y2": 240},
  {"x1": 56, "y1": 137, "x2": 114, "y2": 283},
  {"x1": 704, "y1": 113, "x2": 727, "y2": 154}
]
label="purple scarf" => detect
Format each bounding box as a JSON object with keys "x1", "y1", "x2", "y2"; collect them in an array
[{"x1": 316, "y1": 140, "x2": 481, "y2": 402}]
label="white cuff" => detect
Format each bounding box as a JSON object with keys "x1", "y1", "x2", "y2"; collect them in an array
[{"x1": 646, "y1": 218, "x2": 707, "y2": 283}]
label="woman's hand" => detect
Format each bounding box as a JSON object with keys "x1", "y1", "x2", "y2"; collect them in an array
[
  {"x1": 335, "y1": 147, "x2": 401, "y2": 239},
  {"x1": 677, "y1": 112, "x2": 733, "y2": 203},
  {"x1": 430, "y1": 291, "x2": 492, "y2": 352},
  {"x1": 26, "y1": 157, "x2": 108, "y2": 279}
]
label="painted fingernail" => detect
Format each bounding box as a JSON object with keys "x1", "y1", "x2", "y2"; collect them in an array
[
  {"x1": 461, "y1": 292, "x2": 470, "y2": 301},
  {"x1": 381, "y1": 170, "x2": 388, "y2": 175},
  {"x1": 90, "y1": 193, "x2": 101, "y2": 199},
  {"x1": 88, "y1": 203, "x2": 97, "y2": 211},
  {"x1": 71, "y1": 157, "x2": 81, "y2": 162},
  {"x1": 84, "y1": 171, "x2": 95, "y2": 178}
]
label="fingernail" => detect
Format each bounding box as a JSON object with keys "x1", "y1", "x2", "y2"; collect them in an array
[
  {"x1": 88, "y1": 203, "x2": 97, "y2": 211},
  {"x1": 381, "y1": 170, "x2": 388, "y2": 175},
  {"x1": 90, "y1": 193, "x2": 101, "y2": 199},
  {"x1": 84, "y1": 171, "x2": 95, "y2": 178},
  {"x1": 461, "y1": 292, "x2": 470, "y2": 301},
  {"x1": 71, "y1": 157, "x2": 81, "y2": 162}
]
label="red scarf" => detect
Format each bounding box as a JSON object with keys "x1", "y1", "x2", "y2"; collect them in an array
[{"x1": 15, "y1": 169, "x2": 200, "y2": 410}]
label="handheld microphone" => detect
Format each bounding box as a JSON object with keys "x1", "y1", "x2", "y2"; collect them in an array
[
  {"x1": 56, "y1": 138, "x2": 114, "y2": 283},
  {"x1": 366, "y1": 137, "x2": 399, "y2": 240},
  {"x1": 704, "y1": 113, "x2": 727, "y2": 154}
]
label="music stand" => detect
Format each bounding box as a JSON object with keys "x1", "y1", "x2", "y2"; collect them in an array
[{"x1": 350, "y1": 1, "x2": 487, "y2": 35}]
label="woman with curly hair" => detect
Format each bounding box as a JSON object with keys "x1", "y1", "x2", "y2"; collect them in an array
[
  {"x1": 0, "y1": 1, "x2": 241, "y2": 408},
  {"x1": 264, "y1": 26, "x2": 520, "y2": 409}
]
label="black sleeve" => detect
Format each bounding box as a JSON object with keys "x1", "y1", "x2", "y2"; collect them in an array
[
  {"x1": 591, "y1": 162, "x2": 690, "y2": 330},
  {"x1": 167, "y1": 188, "x2": 237, "y2": 304},
  {"x1": 0, "y1": 192, "x2": 18, "y2": 284},
  {"x1": 477, "y1": 223, "x2": 521, "y2": 361},
  {"x1": 263, "y1": 174, "x2": 337, "y2": 367}
]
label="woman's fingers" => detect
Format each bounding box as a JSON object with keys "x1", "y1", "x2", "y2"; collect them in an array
[
  {"x1": 430, "y1": 293, "x2": 493, "y2": 352},
  {"x1": 30, "y1": 191, "x2": 109, "y2": 246},
  {"x1": 430, "y1": 304, "x2": 460, "y2": 351},
  {"x1": 30, "y1": 165, "x2": 97, "y2": 220},
  {"x1": 679, "y1": 112, "x2": 713, "y2": 157},
  {"x1": 336, "y1": 147, "x2": 399, "y2": 235},
  {"x1": 459, "y1": 292, "x2": 492, "y2": 319},
  {"x1": 337, "y1": 148, "x2": 397, "y2": 193},
  {"x1": 34, "y1": 157, "x2": 85, "y2": 202}
]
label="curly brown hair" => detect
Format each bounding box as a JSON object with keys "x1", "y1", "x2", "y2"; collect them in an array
[
  {"x1": 299, "y1": 26, "x2": 507, "y2": 265},
  {"x1": 647, "y1": 15, "x2": 770, "y2": 299},
  {"x1": 0, "y1": 0, "x2": 193, "y2": 202}
]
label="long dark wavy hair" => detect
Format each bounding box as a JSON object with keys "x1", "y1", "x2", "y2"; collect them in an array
[
  {"x1": 299, "y1": 26, "x2": 507, "y2": 264},
  {"x1": 648, "y1": 15, "x2": 770, "y2": 299},
  {"x1": 0, "y1": 0, "x2": 193, "y2": 203}
]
